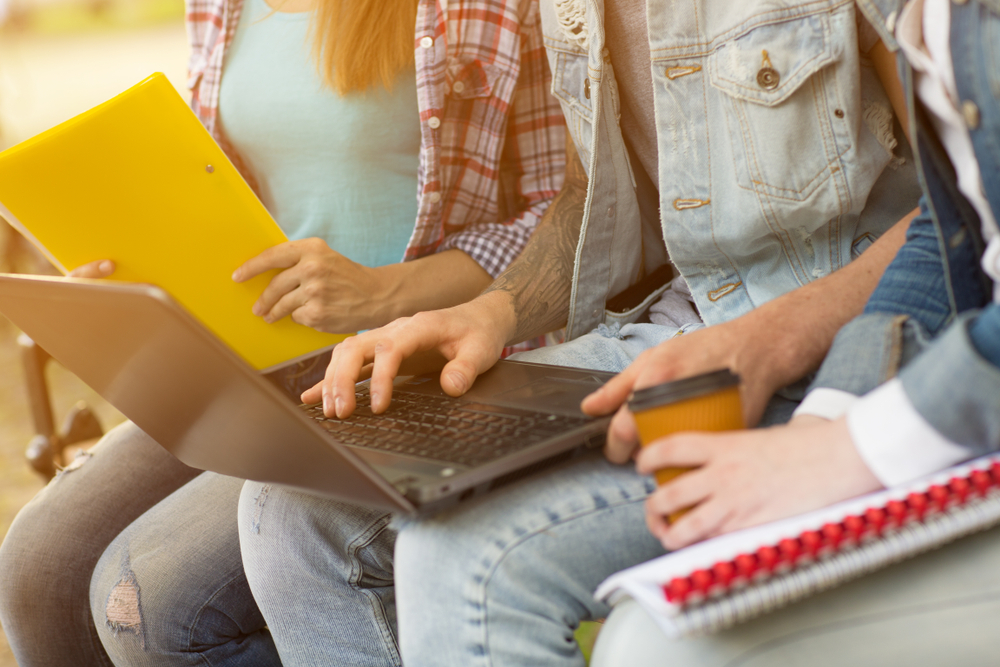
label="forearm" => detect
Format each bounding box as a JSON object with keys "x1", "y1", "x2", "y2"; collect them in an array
[
  {"x1": 746, "y1": 208, "x2": 917, "y2": 389},
  {"x1": 369, "y1": 249, "x2": 493, "y2": 326}
]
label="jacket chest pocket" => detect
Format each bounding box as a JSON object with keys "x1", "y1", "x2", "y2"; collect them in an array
[
  {"x1": 708, "y1": 11, "x2": 848, "y2": 202},
  {"x1": 550, "y1": 48, "x2": 595, "y2": 166}
]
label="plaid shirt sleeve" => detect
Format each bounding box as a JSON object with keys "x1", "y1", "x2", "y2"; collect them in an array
[{"x1": 435, "y1": 1, "x2": 566, "y2": 278}]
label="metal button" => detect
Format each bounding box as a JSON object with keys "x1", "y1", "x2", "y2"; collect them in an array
[
  {"x1": 205, "y1": 165, "x2": 214, "y2": 174},
  {"x1": 834, "y1": 108, "x2": 845, "y2": 119},
  {"x1": 962, "y1": 100, "x2": 980, "y2": 129},
  {"x1": 420, "y1": 36, "x2": 434, "y2": 48},
  {"x1": 427, "y1": 115, "x2": 441, "y2": 129},
  {"x1": 606, "y1": 205, "x2": 615, "y2": 217},
  {"x1": 584, "y1": 78, "x2": 590, "y2": 99},
  {"x1": 429, "y1": 192, "x2": 442, "y2": 204},
  {"x1": 757, "y1": 67, "x2": 779, "y2": 90},
  {"x1": 452, "y1": 80, "x2": 465, "y2": 94}
]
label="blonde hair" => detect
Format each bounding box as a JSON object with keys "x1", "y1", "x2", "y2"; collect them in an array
[{"x1": 311, "y1": 0, "x2": 419, "y2": 94}]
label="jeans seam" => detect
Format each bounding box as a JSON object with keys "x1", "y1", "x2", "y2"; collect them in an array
[
  {"x1": 347, "y1": 514, "x2": 400, "y2": 666},
  {"x1": 186, "y1": 571, "x2": 252, "y2": 666},
  {"x1": 474, "y1": 493, "x2": 651, "y2": 667}
]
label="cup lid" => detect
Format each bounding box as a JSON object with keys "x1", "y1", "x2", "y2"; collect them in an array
[{"x1": 628, "y1": 369, "x2": 740, "y2": 413}]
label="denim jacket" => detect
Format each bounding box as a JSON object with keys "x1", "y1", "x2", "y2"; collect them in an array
[
  {"x1": 813, "y1": 0, "x2": 1000, "y2": 450},
  {"x1": 539, "y1": 0, "x2": 921, "y2": 339}
]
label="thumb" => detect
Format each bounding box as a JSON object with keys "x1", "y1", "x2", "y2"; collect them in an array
[{"x1": 581, "y1": 362, "x2": 641, "y2": 416}]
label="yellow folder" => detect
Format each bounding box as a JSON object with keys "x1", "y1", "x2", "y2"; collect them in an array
[{"x1": 0, "y1": 73, "x2": 349, "y2": 371}]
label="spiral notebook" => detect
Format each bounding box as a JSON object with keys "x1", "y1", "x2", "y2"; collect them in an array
[{"x1": 595, "y1": 453, "x2": 1000, "y2": 638}]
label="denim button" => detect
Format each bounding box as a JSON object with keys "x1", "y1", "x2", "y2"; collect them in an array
[
  {"x1": 584, "y1": 78, "x2": 591, "y2": 99},
  {"x1": 962, "y1": 100, "x2": 980, "y2": 130},
  {"x1": 606, "y1": 205, "x2": 615, "y2": 217},
  {"x1": 756, "y1": 67, "x2": 779, "y2": 90}
]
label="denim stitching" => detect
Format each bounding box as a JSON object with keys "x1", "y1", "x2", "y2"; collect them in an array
[
  {"x1": 347, "y1": 515, "x2": 400, "y2": 666},
  {"x1": 469, "y1": 485, "x2": 653, "y2": 666}
]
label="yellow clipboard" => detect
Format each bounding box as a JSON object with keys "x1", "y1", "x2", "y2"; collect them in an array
[{"x1": 0, "y1": 73, "x2": 349, "y2": 371}]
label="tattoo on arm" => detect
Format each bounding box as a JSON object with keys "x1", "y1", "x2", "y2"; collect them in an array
[{"x1": 483, "y1": 135, "x2": 588, "y2": 344}]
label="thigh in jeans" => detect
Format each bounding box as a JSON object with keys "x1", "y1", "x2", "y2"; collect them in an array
[
  {"x1": 0, "y1": 421, "x2": 199, "y2": 667},
  {"x1": 91, "y1": 472, "x2": 279, "y2": 667}
]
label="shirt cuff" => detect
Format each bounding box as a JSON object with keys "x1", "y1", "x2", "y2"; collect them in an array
[
  {"x1": 846, "y1": 378, "x2": 973, "y2": 487},
  {"x1": 792, "y1": 388, "x2": 860, "y2": 421}
]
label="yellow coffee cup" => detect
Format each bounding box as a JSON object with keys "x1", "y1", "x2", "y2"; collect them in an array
[{"x1": 628, "y1": 369, "x2": 744, "y2": 520}]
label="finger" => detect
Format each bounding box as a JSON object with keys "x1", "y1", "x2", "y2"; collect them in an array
[
  {"x1": 646, "y1": 507, "x2": 672, "y2": 543},
  {"x1": 68, "y1": 259, "x2": 115, "y2": 279},
  {"x1": 252, "y1": 268, "x2": 304, "y2": 319},
  {"x1": 437, "y1": 337, "x2": 499, "y2": 397},
  {"x1": 603, "y1": 404, "x2": 639, "y2": 464},
  {"x1": 328, "y1": 338, "x2": 371, "y2": 418},
  {"x1": 662, "y1": 497, "x2": 734, "y2": 550},
  {"x1": 368, "y1": 340, "x2": 407, "y2": 413},
  {"x1": 581, "y1": 362, "x2": 641, "y2": 416},
  {"x1": 233, "y1": 243, "x2": 302, "y2": 283},
  {"x1": 644, "y1": 467, "x2": 712, "y2": 519},
  {"x1": 635, "y1": 433, "x2": 715, "y2": 474},
  {"x1": 301, "y1": 380, "x2": 322, "y2": 405}
]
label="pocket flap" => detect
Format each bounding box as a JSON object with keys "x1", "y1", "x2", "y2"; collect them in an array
[
  {"x1": 447, "y1": 56, "x2": 501, "y2": 99},
  {"x1": 708, "y1": 13, "x2": 838, "y2": 107}
]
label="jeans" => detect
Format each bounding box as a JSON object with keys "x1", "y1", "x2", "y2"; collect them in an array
[
  {"x1": 239, "y1": 322, "x2": 801, "y2": 666},
  {"x1": 82, "y1": 356, "x2": 328, "y2": 666},
  {"x1": 0, "y1": 422, "x2": 200, "y2": 667},
  {"x1": 89, "y1": 472, "x2": 278, "y2": 667}
]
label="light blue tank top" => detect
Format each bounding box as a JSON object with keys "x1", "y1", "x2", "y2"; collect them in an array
[{"x1": 218, "y1": 0, "x2": 421, "y2": 268}]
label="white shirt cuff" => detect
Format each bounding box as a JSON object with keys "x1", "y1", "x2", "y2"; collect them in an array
[
  {"x1": 792, "y1": 388, "x2": 860, "y2": 421},
  {"x1": 846, "y1": 378, "x2": 973, "y2": 487}
]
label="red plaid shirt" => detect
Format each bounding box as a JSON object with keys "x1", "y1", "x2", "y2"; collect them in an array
[{"x1": 184, "y1": 0, "x2": 565, "y2": 280}]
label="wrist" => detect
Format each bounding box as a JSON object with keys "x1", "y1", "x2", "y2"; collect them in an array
[
  {"x1": 472, "y1": 290, "x2": 519, "y2": 348},
  {"x1": 363, "y1": 264, "x2": 404, "y2": 329}
]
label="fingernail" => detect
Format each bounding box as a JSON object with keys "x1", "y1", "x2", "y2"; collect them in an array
[
  {"x1": 447, "y1": 373, "x2": 467, "y2": 393},
  {"x1": 335, "y1": 397, "x2": 345, "y2": 418},
  {"x1": 322, "y1": 391, "x2": 332, "y2": 415},
  {"x1": 232, "y1": 269, "x2": 241, "y2": 282},
  {"x1": 370, "y1": 391, "x2": 380, "y2": 411},
  {"x1": 100, "y1": 260, "x2": 113, "y2": 273},
  {"x1": 251, "y1": 304, "x2": 261, "y2": 316}
]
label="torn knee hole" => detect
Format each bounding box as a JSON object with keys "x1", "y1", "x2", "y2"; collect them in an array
[{"x1": 106, "y1": 570, "x2": 143, "y2": 635}]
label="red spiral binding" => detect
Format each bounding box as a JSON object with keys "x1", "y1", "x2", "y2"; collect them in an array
[{"x1": 662, "y1": 462, "x2": 1000, "y2": 605}]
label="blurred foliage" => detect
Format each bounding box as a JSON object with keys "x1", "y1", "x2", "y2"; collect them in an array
[
  {"x1": 576, "y1": 621, "x2": 603, "y2": 664},
  {"x1": 2, "y1": 0, "x2": 183, "y2": 36}
]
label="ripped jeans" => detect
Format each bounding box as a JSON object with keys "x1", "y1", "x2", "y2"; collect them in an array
[{"x1": 239, "y1": 323, "x2": 803, "y2": 667}]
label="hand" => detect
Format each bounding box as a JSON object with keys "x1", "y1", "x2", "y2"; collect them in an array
[
  {"x1": 301, "y1": 292, "x2": 515, "y2": 418},
  {"x1": 637, "y1": 415, "x2": 883, "y2": 550},
  {"x1": 583, "y1": 315, "x2": 785, "y2": 465},
  {"x1": 68, "y1": 260, "x2": 116, "y2": 279},
  {"x1": 233, "y1": 238, "x2": 385, "y2": 333}
]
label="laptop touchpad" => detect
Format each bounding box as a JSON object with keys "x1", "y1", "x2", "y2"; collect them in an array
[{"x1": 492, "y1": 376, "x2": 603, "y2": 415}]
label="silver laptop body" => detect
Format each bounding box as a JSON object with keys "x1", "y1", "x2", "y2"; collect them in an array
[{"x1": 0, "y1": 275, "x2": 612, "y2": 513}]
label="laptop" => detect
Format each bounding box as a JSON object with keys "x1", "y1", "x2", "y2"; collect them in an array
[{"x1": 0, "y1": 274, "x2": 613, "y2": 514}]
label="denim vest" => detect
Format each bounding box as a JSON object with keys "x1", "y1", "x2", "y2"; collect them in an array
[{"x1": 540, "y1": 0, "x2": 921, "y2": 339}]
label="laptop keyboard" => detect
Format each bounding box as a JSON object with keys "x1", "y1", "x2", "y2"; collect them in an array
[{"x1": 304, "y1": 387, "x2": 590, "y2": 467}]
